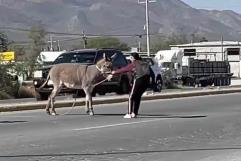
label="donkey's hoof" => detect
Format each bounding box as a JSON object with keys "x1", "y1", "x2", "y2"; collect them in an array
[
  {"x1": 51, "y1": 112, "x2": 57, "y2": 116},
  {"x1": 89, "y1": 111, "x2": 94, "y2": 116},
  {"x1": 85, "y1": 110, "x2": 90, "y2": 114},
  {"x1": 46, "y1": 110, "x2": 51, "y2": 115}
]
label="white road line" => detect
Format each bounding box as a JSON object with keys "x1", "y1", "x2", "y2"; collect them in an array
[
  {"x1": 0, "y1": 115, "x2": 35, "y2": 118},
  {"x1": 72, "y1": 118, "x2": 164, "y2": 131}
]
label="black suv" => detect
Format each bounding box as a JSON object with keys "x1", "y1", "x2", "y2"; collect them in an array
[{"x1": 33, "y1": 48, "x2": 131, "y2": 100}]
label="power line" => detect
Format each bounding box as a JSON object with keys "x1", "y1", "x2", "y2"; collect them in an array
[
  {"x1": 0, "y1": 26, "x2": 83, "y2": 36},
  {"x1": 0, "y1": 26, "x2": 165, "y2": 38},
  {"x1": 10, "y1": 33, "x2": 165, "y2": 45},
  {"x1": 0, "y1": 26, "x2": 166, "y2": 46}
]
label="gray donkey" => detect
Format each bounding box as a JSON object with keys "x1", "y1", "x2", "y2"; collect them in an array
[{"x1": 40, "y1": 54, "x2": 113, "y2": 116}]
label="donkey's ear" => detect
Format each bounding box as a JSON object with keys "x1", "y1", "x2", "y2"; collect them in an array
[
  {"x1": 111, "y1": 53, "x2": 117, "y2": 60},
  {"x1": 103, "y1": 53, "x2": 107, "y2": 60}
]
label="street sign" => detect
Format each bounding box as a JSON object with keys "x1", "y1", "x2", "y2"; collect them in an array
[{"x1": 0, "y1": 51, "x2": 15, "y2": 61}]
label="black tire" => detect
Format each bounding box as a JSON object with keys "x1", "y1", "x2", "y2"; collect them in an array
[
  {"x1": 227, "y1": 78, "x2": 231, "y2": 85},
  {"x1": 117, "y1": 78, "x2": 130, "y2": 94},
  {"x1": 35, "y1": 91, "x2": 49, "y2": 101},
  {"x1": 208, "y1": 79, "x2": 214, "y2": 86},
  {"x1": 98, "y1": 91, "x2": 106, "y2": 96},
  {"x1": 73, "y1": 90, "x2": 85, "y2": 98},
  {"x1": 183, "y1": 77, "x2": 195, "y2": 86},
  {"x1": 214, "y1": 78, "x2": 221, "y2": 86},
  {"x1": 155, "y1": 77, "x2": 163, "y2": 92},
  {"x1": 200, "y1": 80, "x2": 207, "y2": 87},
  {"x1": 73, "y1": 90, "x2": 96, "y2": 98}
]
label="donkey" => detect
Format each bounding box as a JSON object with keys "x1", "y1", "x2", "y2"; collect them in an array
[{"x1": 40, "y1": 54, "x2": 113, "y2": 116}]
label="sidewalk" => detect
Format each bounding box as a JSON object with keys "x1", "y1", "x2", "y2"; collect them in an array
[{"x1": 1, "y1": 85, "x2": 241, "y2": 112}]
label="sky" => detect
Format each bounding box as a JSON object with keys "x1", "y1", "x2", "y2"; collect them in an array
[{"x1": 181, "y1": 0, "x2": 241, "y2": 14}]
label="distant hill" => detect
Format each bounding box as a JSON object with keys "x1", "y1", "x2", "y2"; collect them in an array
[{"x1": 1, "y1": 0, "x2": 241, "y2": 43}]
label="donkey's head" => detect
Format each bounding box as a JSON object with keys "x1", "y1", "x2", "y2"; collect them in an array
[{"x1": 96, "y1": 53, "x2": 113, "y2": 74}]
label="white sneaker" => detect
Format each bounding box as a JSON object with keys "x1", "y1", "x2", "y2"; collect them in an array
[
  {"x1": 123, "y1": 114, "x2": 132, "y2": 118},
  {"x1": 131, "y1": 112, "x2": 136, "y2": 118}
]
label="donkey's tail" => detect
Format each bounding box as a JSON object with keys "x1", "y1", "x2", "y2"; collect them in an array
[{"x1": 39, "y1": 73, "x2": 50, "y2": 89}]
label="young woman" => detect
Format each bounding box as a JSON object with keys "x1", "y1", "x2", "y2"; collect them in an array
[{"x1": 112, "y1": 52, "x2": 150, "y2": 118}]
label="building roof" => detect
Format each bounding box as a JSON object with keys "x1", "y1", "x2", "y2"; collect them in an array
[{"x1": 170, "y1": 41, "x2": 241, "y2": 48}]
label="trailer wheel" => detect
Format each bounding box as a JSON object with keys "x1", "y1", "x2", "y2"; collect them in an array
[
  {"x1": 214, "y1": 78, "x2": 222, "y2": 86},
  {"x1": 200, "y1": 80, "x2": 208, "y2": 87},
  {"x1": 224, "y1": 78, "x2": 230, "y2": 86},
  {"x1": 220, "y1": 78, "x2": 226, "y2": 86},
  {"x1": 227, "y1": 78, "x2": 231, "y2": 85},
  {"x1": 187, "y1": 78, "x2": 195, "y2": 86},
  {"x1": 207, "y1": 79, "x2": 214, "y2": 86}
]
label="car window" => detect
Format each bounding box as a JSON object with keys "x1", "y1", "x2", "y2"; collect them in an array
[
  {"x1": 54, "y1": 52, "x2": 96, "y2": 64},
  {"x1": 143, "y1": 58, "x2": 154, "y2": 66},
  {"x1": 96, "y1": 50, "x2": 112, "y2": 62},
  {"x1": 113, "y1": 53, "x2": 128, "y2": 67}
]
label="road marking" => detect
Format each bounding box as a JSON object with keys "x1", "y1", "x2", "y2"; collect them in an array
[
  {"x1": 72, "y1": 118, "x2": 164, "y2": 131},
  {"x1": 0, "y1": 115, "x2": 35, "y2": 118}
]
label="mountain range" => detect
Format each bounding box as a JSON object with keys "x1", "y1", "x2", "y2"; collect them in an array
[{"x1": 1, "y1": 0, "x2": 241, "y2": 44}]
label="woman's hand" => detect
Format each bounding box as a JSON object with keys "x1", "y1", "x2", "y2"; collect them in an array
[
  {"x1": 111, "y1": 71, "x2": 116, "y2": 75},
  {"x1": 106, "y1": 74, "x2": 113, "y2": 81}
]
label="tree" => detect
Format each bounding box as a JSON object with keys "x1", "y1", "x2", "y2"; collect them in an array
[
  {"x1": 25, "y1": 26, "x2": 46, "y2": 79},
  {"x1": 151, "y1": 33, "x2": 189, "y2": 52},
  {"x1": 0, "y1": 33, "x2": 10, "y2": 92},
  {"x1": 0, "y1": 34, "x2": 27, "y2": 99},
  {"x1": 0, "y1": 33, "x2": 8, "y2": 52},
  {"x1": 85, "y1": 37, "x2": 130, "y2": 51}
]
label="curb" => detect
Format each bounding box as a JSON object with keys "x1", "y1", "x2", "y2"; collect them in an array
[{"x1": 1, "y1": 88, "x2": 241, "y2": 112}]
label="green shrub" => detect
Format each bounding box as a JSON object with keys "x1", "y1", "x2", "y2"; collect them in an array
[{"x1": 18, "y1": 85, "x2": 35, "y2": 98}]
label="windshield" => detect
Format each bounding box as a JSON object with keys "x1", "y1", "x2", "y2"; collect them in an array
[
  {"x1": 142, "y1": 58, "x2": 154, "y2": 66},
  {"x1": 162, "y1": 62, "x2": 174, "y2": 68},
  {"x1": 53, "y1": 52, "x2": 97, "y2": 64}
]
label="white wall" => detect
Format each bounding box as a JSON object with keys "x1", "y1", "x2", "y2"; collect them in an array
[{"x1": 230, "y1": 62, "x2": 240, "y2": 77}]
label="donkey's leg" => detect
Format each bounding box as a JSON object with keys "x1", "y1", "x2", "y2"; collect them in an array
[
  {"x1": 84, "y1": 87, "x2": 94, "y2": 115},
  {"x1": 86, "y1": 87, "x2": 94, "y2": 116},
  {"x1": 45, "y1": 96, "x2": 51, "y2": 115},
  {"x1": 85, "y1": 99, "x2": 90, "y2": 114},
  {"x1": 89, "y1": 95, "x2": 94, "y2": 116},
  {"x1": 50, "y1": 86, "x2": 60, "y2": 116},
  {"x1": 85, "y1": 92, "x2": 90, "y2": 114}
]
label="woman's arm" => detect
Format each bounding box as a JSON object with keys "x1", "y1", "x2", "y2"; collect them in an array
[{"x1": 112, "y1": 63, "x2": 135, "y2": 75}]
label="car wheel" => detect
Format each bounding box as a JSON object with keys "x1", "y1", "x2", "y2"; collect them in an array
[
  {"x1": 117, "y1": 78, "x2": 130, "y2": 94},
  {"x1": 155, "y1": 77, "x2": 163, "y2": 92},
  {"x1": 73, "y1": 90, "x2": 96, "y2": 98},
  {"x1": 98, "y1": 91, "x2": 106, "y2": 96},
  {"x1": 73, "y1": 90, "x2": 85, "y2": 98},
  {"x1": 35, "y1": 91, "x2": 49, "y2": 101}
]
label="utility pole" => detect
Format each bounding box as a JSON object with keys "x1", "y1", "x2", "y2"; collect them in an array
[
  {"x1": 57, "y1": 40, "x2": 60, "y2": 51},
  {"x1": 138, "y1": 0, "x2": 156, "y2": 57},
  {"x1": 221, "y1": 35, "x2": 224, "y2": 61},
  {"x1": 82, "y1": 31, "x2": 87, "y2": 49},
  {"x1": 50, "y1": 34, "x2": 53, "y2": 51},
  {"x1": 138, "y1": 35, "x2": 142, "y2": 52}
]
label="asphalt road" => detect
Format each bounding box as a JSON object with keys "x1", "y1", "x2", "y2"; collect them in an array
[{"x1": 1, "y1": 93, "x2": 241, "y2": 161}]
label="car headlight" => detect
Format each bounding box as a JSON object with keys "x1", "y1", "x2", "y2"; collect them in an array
[{"x1": 33, "y1": 80, "x2": 38, "y2": 86}]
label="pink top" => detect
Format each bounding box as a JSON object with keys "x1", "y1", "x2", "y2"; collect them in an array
[
  {"x1": 113, "y1": 62, "x2": 135, "y2": 74},
  {"x1": 113, "y1": 60, "x2": 150, "y2": 79}
]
